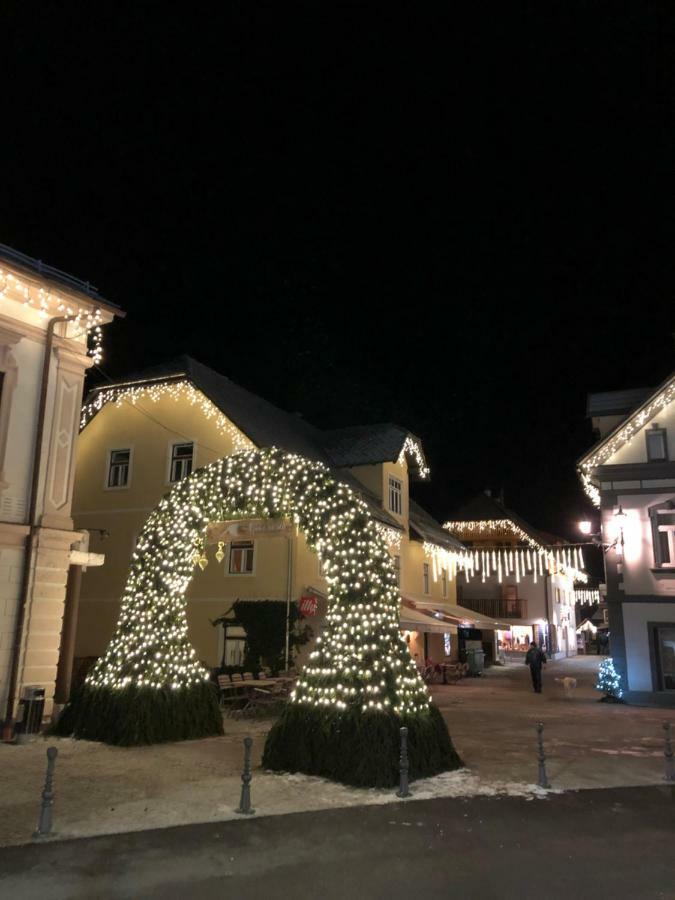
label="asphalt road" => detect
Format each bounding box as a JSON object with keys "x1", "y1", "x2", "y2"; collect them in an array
[{"x1": 1, "y1": 785, "x2": 674, "y2": 900}]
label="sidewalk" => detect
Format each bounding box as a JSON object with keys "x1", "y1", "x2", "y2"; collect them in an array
[
  {"x1": 2, "y1": 786, "x2": 674, "y2": 899},
  {"x1": 0, "y1": 655, "x2": 672, "y2": 847}
]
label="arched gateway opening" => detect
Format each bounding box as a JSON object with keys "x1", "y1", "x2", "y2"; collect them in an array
[{"x1": 58, "y1": 448, "x2": 460, "y2": 786}]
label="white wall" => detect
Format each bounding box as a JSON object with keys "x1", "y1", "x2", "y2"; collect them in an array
[
  {"x1": 607, "y1": 400, "x2": 675, "y2": 466},
  {"x1": 623, "y1": 601, "x2": 675, "y2": 690},
  {"x1": 605, "y1": 494, "x2": 675, "y2": 598}
]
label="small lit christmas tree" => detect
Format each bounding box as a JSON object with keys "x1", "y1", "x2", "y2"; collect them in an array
[{"x1": 596, "y1": 657, "x2": 624, "y2": 701}]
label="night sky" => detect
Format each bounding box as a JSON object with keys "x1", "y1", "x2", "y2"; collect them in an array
[{"x1": 3, "y1": 3, "x2": 674, "y2": 545}]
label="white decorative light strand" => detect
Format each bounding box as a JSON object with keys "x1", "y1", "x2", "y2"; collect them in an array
[
  {"x1": 80, "y1": 378, "x2": 256, "y2": 449},
  {"x1": 397, "y1": 436, "x2": 430, "y2": 480},
  {"x1": 0, "y1": 265, "x2": 104, "y2": 364}
]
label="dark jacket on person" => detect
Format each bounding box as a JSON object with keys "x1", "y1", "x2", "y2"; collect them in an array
[{"x1": 525, "y1": 645, "x2": 547, "y2": 669}]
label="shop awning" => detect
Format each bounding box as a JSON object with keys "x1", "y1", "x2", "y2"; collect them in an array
[
  {"x1": 401, "y1": 597, "x2": 512, "y2": 631},
  {"x1": 399, "y1": 605, "x2": 453, "y2": 634}
]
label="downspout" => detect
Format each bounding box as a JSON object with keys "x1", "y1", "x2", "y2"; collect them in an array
[
  {"x1": 3, "y1": 315, "x2": 72, "y2": 736},
  {"x1": 284, "y1": 535, "x2": 293, "y2": 671}
]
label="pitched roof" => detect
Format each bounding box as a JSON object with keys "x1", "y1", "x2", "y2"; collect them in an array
[
  {"x1": 321, "y1": 423, "x2": 427, "y2": 476},
  {"x1": 408, "y1": 499, "x2": 466, "y2": 552},
  {"x1": 444, "y1": 492, "x2": 561, "y2": 547},
  {"x1": 586, "y1": 387, "x2": 652, "y2": 419},
  {"x1": 83, "y1": 355, "x2": 434, "y2": 532},
  {"x1": 579, "y1": 369, "x2": 675, "y2": 472}
]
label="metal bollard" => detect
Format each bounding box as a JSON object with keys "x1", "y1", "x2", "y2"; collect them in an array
[
  {"x1": 235, "y1": 736, "x2": 255, "y2": 815},
  {"x1": 536, "y1": 722, "x2": 551, "y2": 789},
  {"x1": 396, "y1": 726, "x2": 411, "y2": 798},
  {"x1": 663, "y1": 722, "x2": 675, "y2": 783},
  {"x1": 33, "y1": 746, "x2": 58, "y2": 839}
]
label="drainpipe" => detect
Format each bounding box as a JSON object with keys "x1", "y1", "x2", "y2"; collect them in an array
[
  {"x1": 3, "y1": 315, "x2": 72, "y2": 738},
  {"x1": 284, "y1": 535, "x2": 293, "y2": 670}
]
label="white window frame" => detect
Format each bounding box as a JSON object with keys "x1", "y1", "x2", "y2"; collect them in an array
[
  {"x1": 650, "y1": 501, "x2": 675, "y2": 568},
  {"x1": 168, "y1": 440, "x2": 195, "y2": 484},
  {"x1": 227, "y1": 540, "x2": 256, "y2": 576},
  {"x1": 646, "y1": 426, "x2": 668, "y2": 462},
  {"x1": 423, "y1": 562, "x2": 430, "y2": 594},
  {"x1": 105, "y1": 447, "x2": 133, "y2": 490},
  {"x1": 388, "y1": 476, "x2": 403, "y2": 515}
]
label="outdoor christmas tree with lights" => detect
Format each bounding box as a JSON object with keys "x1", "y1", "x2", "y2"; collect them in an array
[
  {"x1": 57, "y1": 447, "x2": 461, "y2": 786},
  {"x1": 595, "y1": 657, "x2": 624, "y2": 701}
]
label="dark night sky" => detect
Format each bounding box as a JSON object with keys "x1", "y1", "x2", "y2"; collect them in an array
[{"x1": 3, "y1": 3, "x2": 674, "y2": 543}]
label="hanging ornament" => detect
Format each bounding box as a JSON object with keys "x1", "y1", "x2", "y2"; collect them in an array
[
  {"x1": 198, "y1": 553, "x2": 209, "y2": 571},
  {"x1": 215, "y1": 541, "x2": 225, "y2": 564}
]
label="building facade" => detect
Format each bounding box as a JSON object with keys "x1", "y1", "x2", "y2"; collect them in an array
[
  {"x1": 579, "y1": 375, "x2": 675, "y2": 705},
  {"x1": 445, "y1": 491, "x2": 580, "y2": 661},
  {"x1": 0, "y1": 244, "x2": 121, "y2": 729},
  {"x1": 70, "y1": 356, "x2": 499, "y2": 681}
]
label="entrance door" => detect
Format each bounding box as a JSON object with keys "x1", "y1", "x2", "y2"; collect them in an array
[{"x1": 656, "y1": 626, "x2": 675, "y2": 691}]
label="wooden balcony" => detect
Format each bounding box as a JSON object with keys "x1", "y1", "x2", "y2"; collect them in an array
[{"x1": 459, "y1": 597, "x2": 528, "y2": 620}]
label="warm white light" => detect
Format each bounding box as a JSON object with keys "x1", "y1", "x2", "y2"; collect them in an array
[{"x1": 578, "y1": 521, "x2": 593, "y2": 535}]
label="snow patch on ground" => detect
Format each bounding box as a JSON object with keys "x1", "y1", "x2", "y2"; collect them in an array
[{"x1": 274, "y1": 768, "x2": 558, "y2": 805}]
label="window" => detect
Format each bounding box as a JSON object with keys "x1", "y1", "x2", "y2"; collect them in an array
[
  {"x1": 423, "y1": 562, "x2": 429, "y2": 594},
  {"x1": 393, "y1": 555, "x2": 401, "y2": 587},
  {"x1": 228, "y1": 540, "x2": 255, "y2": 574},
  {"x1": 656, "y1": 626, "x2": 675, "y2": 691},
  {"x1": 170, "y1": 442, "x2": 194, "y2": 482},
  {"x1": 388, "y1": 476, "x2": 403, "y2": 515},
  {"x1": 107, "y1": 449, "x2": 130, "y2": 488},
  {"x1": 649, "y1": 501, "x2": 675, "y2": 568},
  {"x1": 442, "y1": 569, "x2": 448, "y2": 598},
  {"x1": 646, "y1": 426, "x2": 668, "y2": 462}
]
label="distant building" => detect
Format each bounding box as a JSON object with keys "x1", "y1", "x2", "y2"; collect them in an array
[
  {"x1": 444, "y1": 491, "x2": 581, "y2": 661},
  {"x1": 579, "y1": 373, "x2": 675, "y2": 705},
  {"x1": 0, "y1": 244, "x2": 122, "y2": 729}
]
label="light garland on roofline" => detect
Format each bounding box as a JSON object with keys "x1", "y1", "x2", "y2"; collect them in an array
[
  {"x1": 0, "y1": 265, "x2": 105, "y2": 364},
  {"x1": 80, "y1": 378, "x2": 256, "y2": 449},
  {"x1": 375, "y1": 522, "x2": 403, "y2": 551},
  {"x1": 578, "y1": 375, "x2": 675, "y2": 506},
  {"x1": 398, "y1": 436, "x2": 430, "y2": 480},
  {"x1": 86, "y1": 447, "x2": 431, "y2": 716}
]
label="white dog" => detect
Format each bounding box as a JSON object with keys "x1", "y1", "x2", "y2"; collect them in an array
[{"x1": 554, "y1": 676, "x2": 577, "y2": 699}]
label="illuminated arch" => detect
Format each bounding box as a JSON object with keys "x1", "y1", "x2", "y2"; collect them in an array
[{"x1": 58, "y1": 448, "x2": 460, "y2": 786}]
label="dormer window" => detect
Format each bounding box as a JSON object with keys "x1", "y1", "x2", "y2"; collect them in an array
[
  {"x1": 646, "y1": 426, "x2": 668, "y2": 462},
  {"x1": 388, "y1": 476, "x2": 403, "y2": 515}
]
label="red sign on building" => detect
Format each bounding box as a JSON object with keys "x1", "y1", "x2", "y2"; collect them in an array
[{"x1": 298, "y1": 595, "x2": 319, "y2": 616}]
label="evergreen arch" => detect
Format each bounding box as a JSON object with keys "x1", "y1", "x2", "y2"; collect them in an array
[{"x1": 58, "y1": 448, "x2": 460, "y2": 786}]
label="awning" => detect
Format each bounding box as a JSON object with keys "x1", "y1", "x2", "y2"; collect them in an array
[
  {"x1": 401, "y1": 596, "x2": 511, "y2": 630},
  {"x1": 399, "y1": 605, "x2": 455, "y2": 634}
]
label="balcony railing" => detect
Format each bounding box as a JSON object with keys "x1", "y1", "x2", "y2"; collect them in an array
[{"x1": 459, "y1": 597, "x2": 528, "y2": 620}]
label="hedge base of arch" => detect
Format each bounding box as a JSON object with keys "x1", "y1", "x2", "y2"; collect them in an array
[
  {"x1": 54, "y1": 681, "x2": 223, "y2": 745},
  {"x1": 262, "y1": 702, "x2": 461, "y2": 788}
]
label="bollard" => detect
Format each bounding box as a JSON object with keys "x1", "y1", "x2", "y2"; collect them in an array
[
  {"x1": 536, "y1": 722, "x2": 550, "y2": 789},
  {"x1": 33, "y1": 746, "x2": 58, "y2": 839},
  {"x1": 663, "y1": 722, "x2": 675, "y2": 783},
  {"x1": 396, "y1": 726, "x2": 411, "y2": 798},
  {"x1": 235, "y1": 736, "x2": 255, "y2": 815}
]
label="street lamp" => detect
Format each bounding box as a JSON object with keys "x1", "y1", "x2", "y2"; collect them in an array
[{"x1": 578, "y1": 520, "x2": 593, "y2": 536}]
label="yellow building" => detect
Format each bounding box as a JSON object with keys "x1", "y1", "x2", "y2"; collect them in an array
[{"x1": 70, "y1": 356, "x2": 496, "y2": 681}]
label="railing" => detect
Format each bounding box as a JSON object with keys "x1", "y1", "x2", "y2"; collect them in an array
[{"x1": 459, "y1": 597, "x2": 528, "y2": 620}]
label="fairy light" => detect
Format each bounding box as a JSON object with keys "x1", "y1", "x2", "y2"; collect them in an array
[
  {"x1": 443, "y1": 519, "x2": 587, "y2": 583},
  {"x1": 86, "y1": 447, "x2": 431, "y2": 716},
  {"x1": 0, "y1": 265, "x2": 105, "y2": 363},
  {"x1": 397, "y1": 436, "x2": 430, "y2": 480},
  {"x1": 80, "y1": 378, "x2": 257, "y2": 448},
  {"x1": 575, "y1": 589, "x2": 601, "y2": 605}
]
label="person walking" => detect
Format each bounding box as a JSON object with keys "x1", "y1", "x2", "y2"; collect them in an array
[{"x1": 525, "y1": 641, "x2": 547, "y2": 693}]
